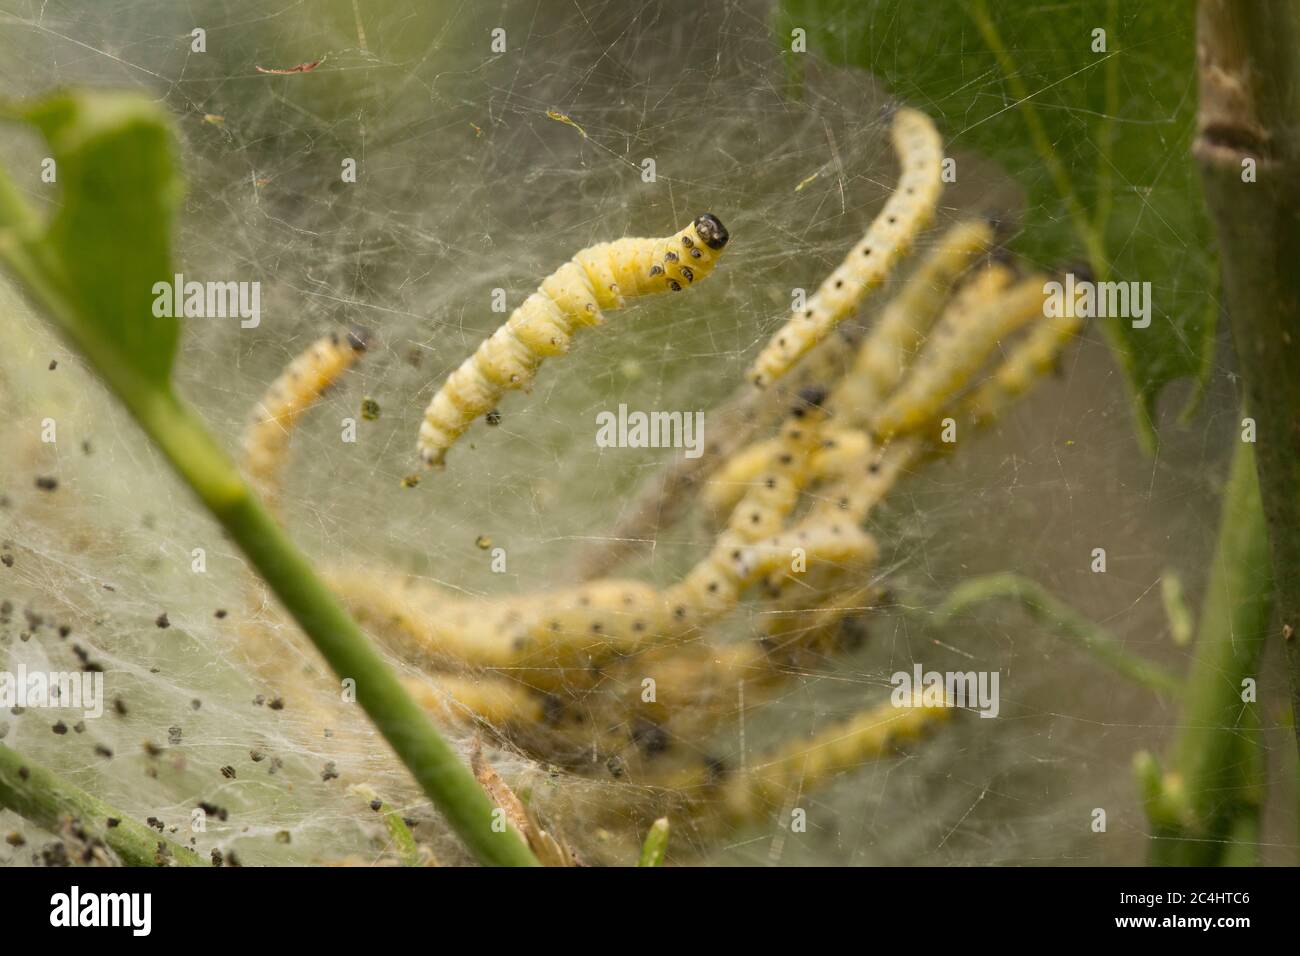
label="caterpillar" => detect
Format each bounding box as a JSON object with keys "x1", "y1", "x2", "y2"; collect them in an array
[
  {"x1": 665, "y1": 388, "x2": 833, "y2": 618},
  {"x1": 703, "y1": 221, "x2": 986, "y2": 523},
  {"x1": 702, "y1": 427, "x2": 872, "y2": 521},
  {"x1": 960, "y1": 292, "x2": 1085, "y2": 426},
  {"x1": 242, "y1": 327, "x2": 369, "y2": 508},
  {"x1": 748, "y1": 107, "x2": 944, "y2": 389},
  {"x1": 756, "y1": 580, "x2": 883, "y2": 665},
  {"x1": 417, "y1": 214, "x2": 730, "y2": 467},
  {"x1": 402, "y1": 673, "x2": 547, "y2": 729},
  {"x1": 713, "y1": 694, "x2": 953, "y2": 825},
  {"x1": 572, "y1": 325, "x2": 863, "y2": 581},
  {"x1": 870, "y1": 272, "x2": 1049, "y2": 440},
  {"x1": 828, "y1": 219, "x2": 996, "y2": 426},
  {"x1": 805, "y1": 434, "x2": 923, "y2": 527},
  {"x1": 329, "y1": 565, "x2": 665, "y2": 690}
]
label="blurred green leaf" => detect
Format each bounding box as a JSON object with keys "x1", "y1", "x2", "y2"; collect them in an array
[
  {"x1": 5, "y1": 90, "x2": 182, "y2": 388},
  {"x1": 776, "y1": 0, "x2": 1213, "y2": 445}
]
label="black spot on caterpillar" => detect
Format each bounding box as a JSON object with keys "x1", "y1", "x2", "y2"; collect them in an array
[
  {"x1": 242, "y1": 328, "x2": 369, "y2": 506},
  {"x1": 417, "y1": 215, "x2": 730, "y2": 467},
  {"x1": 749, "y1": 108, "x2": 943, "y2": 388}
]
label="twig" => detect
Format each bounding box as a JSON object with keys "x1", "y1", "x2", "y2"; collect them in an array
[
  {"x1": 1138, "y1": 440, "x2": 1271, "y2": 865},
  {"x1": 0, "y1": 743, "x2": 202, "y2": 866},
  {"x1": 933, "y1": 573, "x2": 1183, "y2": 696},
  {"x1": 1193, "y1": 0, "x2": 1300, "y2": 758}
]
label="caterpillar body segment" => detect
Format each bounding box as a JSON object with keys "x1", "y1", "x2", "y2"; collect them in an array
[
  {"x1": 961, "y1": 293, "x2": 1085, "y2": 426},
  {"x1": 332, "y1": 567, "x2": 669, "y2": 690},
  {"x1": 418, "y1": 214, "x2": 730, "y2": 467},
  {"x1": 666, "y1": 389, "x2": 831, "y2": 619},
  {"x1": 734, "y1": 520, "x2": 878, "y2": 589},
  {"x1": 700, "y1": 440, "x2": 779, "y2": 519},
  {"x1": 748, "y1": 108, "x2": 944, "y2": 388},
  {"x1": 241, "y1": 328, "x2": 369, "y2": 507},
  {"x1": 806, "y1": 434, "x2": 923, "y2": 527},
  {"x1": 756, "y1": 581, "x2": 882, "y2": 668},
  {"x1": 702, "y1": 427, "x2": 872, "y2": 520},
  {"x1": 829, "y1": 219, "x2": 995, "y2": 426},
  {"x1": 327, "y1": 567, "x2": 527, "y2": 672},
  {"x1": 870, "y1": 273, "x2": 1049, "y2": 440},
  {"x1": 722, "y1": 393, "x2": 830, "y2": 540},
  {"x1": 715, "y1": 694, "x2": 953, "y2": 825},
  {"x1": 403, "y1": 673, "x2": 547, "y2": 728},
  {"x1": 569, "y1": 327, "x2": 859, "y2": 581}
]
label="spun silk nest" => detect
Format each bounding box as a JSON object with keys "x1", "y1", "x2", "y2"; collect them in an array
[{"x1": 0, "y1": 2, "x2": 1198, "y2": 866}]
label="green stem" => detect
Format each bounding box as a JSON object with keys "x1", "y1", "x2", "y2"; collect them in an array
[
  {"x1": 123, "y1": 402, "x2": 536, "y2": 869},
  {"x1": 934, "y1": 573, "x2": 1183, "y2": 696},
  {"x1": 0, "y1": 743, "x2": 202, "y2": 866},
  {"x1": 1146, "y1": 440, "x2": 1271, "y2": 866},
  {"x1": 1194, "y1": 0, "x2": 1300, "y2": 762},
  {"x1": 0, "y1": 169, "x2": 539, "y2": 868}
]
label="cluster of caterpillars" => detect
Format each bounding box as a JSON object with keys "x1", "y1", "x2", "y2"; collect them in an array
[{"x1": 236, "y1": 106, "x2": 1084, "y2": 846}]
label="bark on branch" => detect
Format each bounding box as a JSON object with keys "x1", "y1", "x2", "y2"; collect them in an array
[{"x1": 1195, "y1": 0, "x2": 1300, "y2": 754}]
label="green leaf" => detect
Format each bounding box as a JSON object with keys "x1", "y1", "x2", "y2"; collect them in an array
[
  {"x1": 776, "y1": 0, "x2": 1213, "y2": 446},
  {"x1": 5, "y1": 90, "x2": 182, "y2": 388}
]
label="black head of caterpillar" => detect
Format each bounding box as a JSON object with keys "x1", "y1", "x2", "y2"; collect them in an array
[{"x1": 693, "y1": 213, "x2": 729, "y2": 250}]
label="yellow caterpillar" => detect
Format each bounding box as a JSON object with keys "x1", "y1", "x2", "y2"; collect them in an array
[
  {"x1": 330, "y1": 566, "x2": 666, "y2": 690},
  {"x1": 328, "y1": 523, "x2": 876, "y2": 696},
  {"x1": 242, "y1": 328, "x2": 369, "y2": 508},
  {"x1": 701, "y1": 426, "x2": 871, "y2": 519},
  {"x1": 418, "y1": 214, "x2": 731, "y2": 467},
  {"x1": 402, "y1": 672, "x2": 547, "y2": 729},
  {"x1": 829, "y1": 219, "x2": 995, "y2": 425},
  {"x1": 704, "y1": 222, "x2": 985, "y2": 521},
  {"x1": 805, "y1": 434, "x2": 923, "y2": 527},
  {"x1": 665, "y1": 388, "x2": 833, "y2": 618},
  {"x1": 714, "y1": 694, "x2": 953, "y2": 824},
  {"x1": 748, "y1": 108, "x2": 943, "y2": 388},
  {"x1": 961, "y1": 295, "x2": 1084, "y2": 426},
  {"x1": 756, "y1": 580, "x2": 882, "y2": 665},
  {"x1": 870, "y1": 272, "x2": 1048, "y2": 440}
]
